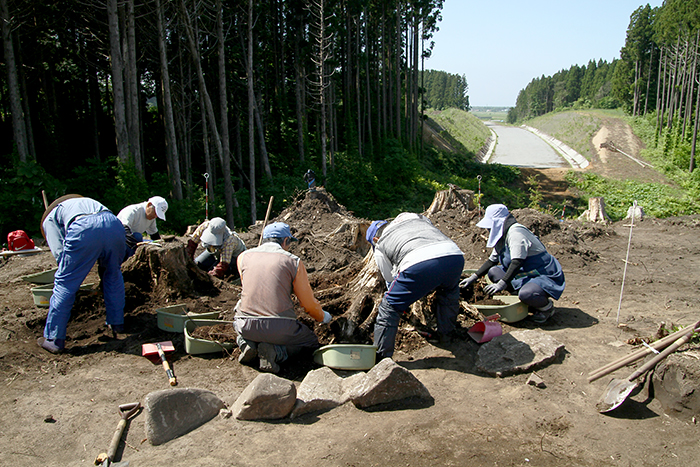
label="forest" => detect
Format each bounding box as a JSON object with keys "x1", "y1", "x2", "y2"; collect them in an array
[
  {"x1": 508, "y1": 0, "x2": 700, "y2": 177},
  {"x1": 420, "y1": 69, "x2": 469, "y2": 111},
  {"x1": 4, "y1": 1, "x2": 699, "y2": 240},
  {"x1": 1, "y1": 0, "x2": 464, "y2": 237}
]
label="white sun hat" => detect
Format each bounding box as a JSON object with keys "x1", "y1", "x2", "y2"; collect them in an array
[{"x1": 476, "y1": 204, "x2": 510, "y2": 248}]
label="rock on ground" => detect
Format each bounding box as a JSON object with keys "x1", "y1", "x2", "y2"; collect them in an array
[
  {"x1": 476, "y1": 329, "x2": 565, "y2": 377},
  {"x1": 144, "y1": 388, "x2": 224, "y2": 445}
]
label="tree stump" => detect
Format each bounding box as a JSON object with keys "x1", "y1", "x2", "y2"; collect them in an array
[
  {"x1": 121, "y1": 239, "x2": 218, "y2": 301},
  {"x1": 326, "y1": 219, "x2": 372, "y2": 258},
  {"x1": 425, "y1": 185, "x2": 474, "y2": 217},
  {"x1": 579, "y1": 197, "x2": 611, "y2": 223},
  {"x1": 330, "y1": 251, "x2": 384, "y2": 342}
]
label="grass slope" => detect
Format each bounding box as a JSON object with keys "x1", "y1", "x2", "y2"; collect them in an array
[{"x1": 425, "y1": 108, "x2": 492, "y2": 155}]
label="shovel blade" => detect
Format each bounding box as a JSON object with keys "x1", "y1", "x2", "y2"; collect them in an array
[
  {"x1": 596, "y1": 378, "x2": 638, "y2": 413},
  {"x1": 142, "y1": 341, "x2": 175, "y2": 362}
]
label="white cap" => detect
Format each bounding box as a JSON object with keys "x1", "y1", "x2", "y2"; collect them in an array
[
  {"x1": 476, "y1": 204, "x2": 510, "y2": 248},
  {"x1": 201, "y1": 217, "x2": 228, "y2": 246},
  {"x1": 148, "y1": 196, "x2": 168, "y2": 221}
]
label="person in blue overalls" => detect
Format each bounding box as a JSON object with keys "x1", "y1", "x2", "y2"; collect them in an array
[
  {"x1": 460, "y1": 204, "x2": 565, "y2": 324},
  {"x1": 38, "y1": 195, "x2": 127, "y2": 353}
]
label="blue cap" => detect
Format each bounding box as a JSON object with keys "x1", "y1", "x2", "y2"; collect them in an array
[
  {"x1": 263, "y1": 222, "x2": 298, "y2": 241},
  {"x1": 366, "y1": 220, "x2": 388, "y2": 246}
]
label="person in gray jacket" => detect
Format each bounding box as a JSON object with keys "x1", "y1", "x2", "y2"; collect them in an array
[{"x1": 366, "y1": 213, "x2": 465, "y2": 359}]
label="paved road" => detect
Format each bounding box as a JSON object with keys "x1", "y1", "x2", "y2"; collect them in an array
[{"x1": 487, "y1": 122, "x2": 569, "y2": 168}]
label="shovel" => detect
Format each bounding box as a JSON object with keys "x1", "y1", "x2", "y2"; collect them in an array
[
  {"x1": 94, "y1": 402, "x2": 140, "y2": 467},
  {"x1": 596, "y1": 327, "x2": 695, "y2": 413},
  {"x1": 142, "y1": 341, "x2": 177, "y2": 386}
]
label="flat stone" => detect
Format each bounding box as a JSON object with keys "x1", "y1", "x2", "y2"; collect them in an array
[
  {"x1": 652, "y1": 352, "x2": 700, "y2": 419},
  {"x1": 291, "y1": 366, "x2": 365, "y2": 418},
  {"x1": 476, "y1": 330, "x2": 565, "y2": 377},
  {"x1": 526, "y1": 373, "x2": 546, "y2": 388},
  {"x1": 144, "y1": 388, "x2": 224, "y2": 445},
  {"x1": 349, "y1": 358, "x2": 431, "y2": 409},
  {"x1": 231, "y1": 373, "x2": 296, "y2": 420}
]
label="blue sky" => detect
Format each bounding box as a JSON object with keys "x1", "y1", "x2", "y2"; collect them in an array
[{"x1": 425, "y1": 0, "x2": 663, "y2": 107}]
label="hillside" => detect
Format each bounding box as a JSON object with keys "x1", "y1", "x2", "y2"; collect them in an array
[{"x1": 424, "y1": 108, "x2": 492, "y2": 156}]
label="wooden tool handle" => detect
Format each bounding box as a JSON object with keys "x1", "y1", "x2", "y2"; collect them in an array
[
  {"x1": 157, "y1": 343, "x2": 177, "y2": 386},
  {"x1": 107, "y1": 418, "x2": 127, "y2": 461},
  {"x1": 627, "y1": 329, "x2": 694, "y2": 381},
  {"x1": 588, "y1": 320, "x2": 700, "y2": 382},
  {"x1": 258, "y1": 196, "x2": 274, "y2": 247}
]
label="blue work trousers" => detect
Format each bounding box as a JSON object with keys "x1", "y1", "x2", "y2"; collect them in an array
[
  {"x1": 487, "y1": 267, "x2": 550, "y2": 309},
  {"x1": 44, "y1": 212, "x2": 126, "y2": 340},
  {"x1": 374, "y1": 254, "x2": 464, "y2": 358}
]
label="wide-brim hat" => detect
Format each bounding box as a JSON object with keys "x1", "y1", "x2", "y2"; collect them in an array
[
  {"x1": 201, "y1": 217, "x2": 228, "y2": 246},
  {"x1": 476, "y1": 204, "x2": 510, "y2": 248},
  {"x1": 40, "y1": 194, "x2": 83, "y2": 239}
]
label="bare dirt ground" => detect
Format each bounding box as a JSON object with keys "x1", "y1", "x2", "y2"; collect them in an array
[{"x1": 2, "y1": 120, "x2": 699, "y2": 466}]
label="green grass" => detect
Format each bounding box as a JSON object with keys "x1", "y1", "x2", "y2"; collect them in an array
[
  {"x1": 470, "y1": 110, "x2": 509, "y2": 122},
  {"x1": 426, "y1": 108, "x2": 492, "y2": 155},
  {"x1": 525, "y1": 109, "x2": 700, "y2": 220}
]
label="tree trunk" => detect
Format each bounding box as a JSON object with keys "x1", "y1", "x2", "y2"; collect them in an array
[
  {"x1": 247, "y1": 0, "x2": 257, "y2": 226},
  {"x1": 179, "y1": 0, "x2": 235, "y2": 227},
  {"x1": 294, "y1": 29, "x2": 305, "y2": 164},
  {"x1": 107, "y1": 0, "x2": 129, "y2": 162},
  {"x1": 689, "y1": 65, "x2": 699, "y2": 173},
  {"x1": 125, "y1": 0, "x2": 142, "y2": 174},
  {"x1": 216, "y1": 0, "x2": 239, "y2": 223},
  {"x1": 254, "y1": 92, "x2": 273, "y2": 180},
  {"x1": 1, "y1": 0, "x2": 30, "y2": 161},
  {"x1": 156, "y1": 0, "x2": 183, "y2": 200}
]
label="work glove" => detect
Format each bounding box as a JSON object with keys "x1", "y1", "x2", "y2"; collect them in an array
[
  {"x1": 209, "y1": 262, "x2": 229, "y2": 278},
  {"x1": 322, "y1": 310, "x2": 332, "y2": 324},
  {"x1": 484, "y1": 279, "x2": 507, "y2": 295},
  {"x1": 124, "y1": 225, "x2": 138, "y2": 251},
  {"x1": 186, "y1": 239, "x2": 198, "y2": 259},
  {"x1": 459, "y1": 274, "x2": 479, "y2": 289}
]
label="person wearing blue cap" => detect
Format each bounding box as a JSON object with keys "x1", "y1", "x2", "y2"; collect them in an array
[
  {"x1": 185, "y1": 217, "x2": 246, "y2": 278},
  {"x1": 233, "y1": 222, "x2": 331, "y2": 373},
  {"x1": 461, "y1": 204, "x2": 565, "y2": 323},
  {"x1": 367, "y1": 213, "x2": 465, "y2": 360}
]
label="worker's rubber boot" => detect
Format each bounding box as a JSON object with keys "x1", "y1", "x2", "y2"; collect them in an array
[
  {"x1": 237, "y1": 337, "x2": 258, "y2": 364},
  {"x1": 531, "y1": 299, "x2": 555, "y2": 324},
  {"x1": 258, "y1": 342, "x2": 280, "y2": 374},
  {"x1": 37, "y1": 337, "x2": 65, "y2": 354}
]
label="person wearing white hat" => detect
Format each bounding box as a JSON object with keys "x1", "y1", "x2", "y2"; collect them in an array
[
  {"x1": 186, "y1": 217, "x2": 246, "y2": 278},
  {"x1": 233, "y1": 222, "x2": 331, "y2": 374},
  {"x1": 367, "y1": 212, "x2": 465, "y2": 360},
  {"x1": 461, "y1": 204, "x2": 565, "y2": 324},
  {"x1": 117, "y1": 196, "x2": 168, "y2": 243}
]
